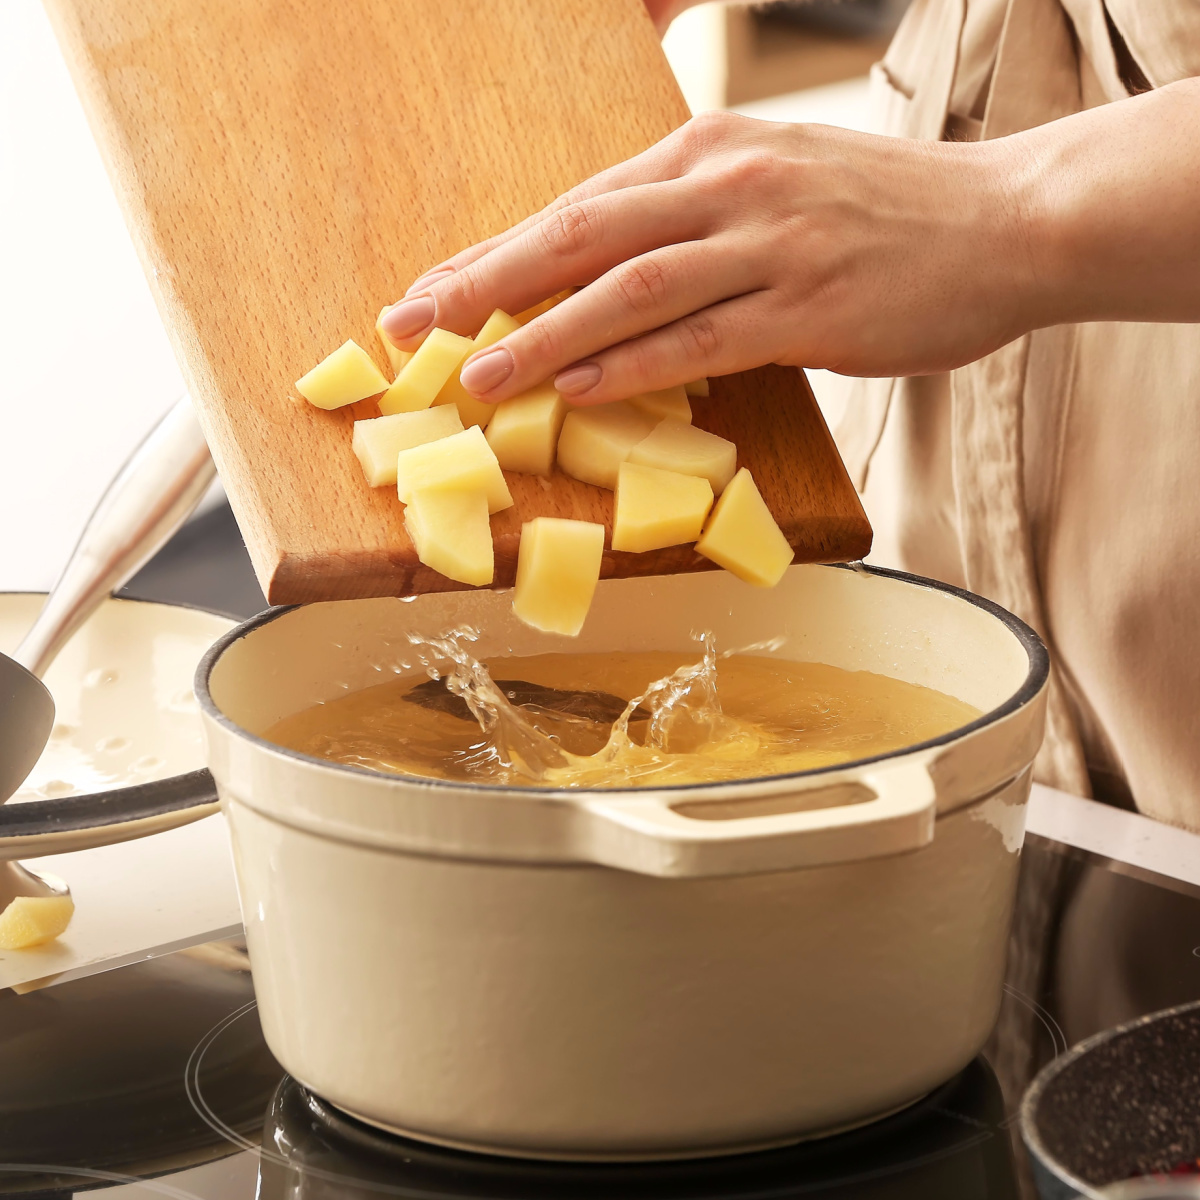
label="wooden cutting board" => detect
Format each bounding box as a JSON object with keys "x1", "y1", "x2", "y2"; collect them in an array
[{"x1": 43, "y1": 0, "x2": 871, "y2": 604}]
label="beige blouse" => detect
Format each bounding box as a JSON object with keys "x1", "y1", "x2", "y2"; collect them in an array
[{"x1": 832, "y1": 0, "x2": 1200, "y2": 829}]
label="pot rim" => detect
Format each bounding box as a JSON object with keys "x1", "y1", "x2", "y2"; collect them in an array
[
  {"x1": 0, "y1": 592, "x2": 235, "y2": 839},
  {"x1": 195, "y1": 563, "x2": 1050, "y2": 798},
  {"x1": 1019, "y1": 997, "x2": 1200, "y2": 1200}
]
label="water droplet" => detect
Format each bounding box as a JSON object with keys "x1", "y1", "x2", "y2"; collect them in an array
[
  {"x1": 39, "y1": 780, "x2": 76, "y2": 798},
  {"x1": 84, "y1": 668, "x2": 118, "y2": 687},
  {"x1": 50, "y1": 723, "x2": 77, "y2": 740},
  {"x1": 132, "y1": 755, "x2": 163, "y2": 772},
  {"x1": 96, "y1": 736, "x2": 130, "y2": 753}
]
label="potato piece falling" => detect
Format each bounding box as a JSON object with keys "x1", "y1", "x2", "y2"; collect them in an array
[
  {"x1": 376, "y1": 307, "x2": 413, "y2": 376},
  {"x1": 628, "y1": 385, "x2": 692, "y2": 424},
  {"x1": 352, "y1": 406, "x2": 463, "y2": 487},
  {"x1": 379, "y1": 328, "x2": 474, "y2": 415},
  {"x1": 0, "y1": 895, "x2": 75, "y2": 950},
  {"x1": 485, "y1": 383, "x2": 567, "y2": 476},
  {"x1": 396, "y1": 425, "x2": 513, "y2": 513},
  {"x1": 295, "y1": 340, "x2": 390, "y2": 409},
  {"x1": 628, "y1": 418, "x2": 738, "y2": 494},
  {"x1": 557, "y1": 402, "x2": 657, "y2": 489},
  {"x1": 685, "y1": 378, "x2": 710, "y2": 398},
  {"x1": 513, "y1": 517, "x2": 605, "y2": 636},
  {"x1": 405, "y1": 489, "x2": 494, "y2": 586},
  {"x1": 695, "y1": 468, "x2": 794, "y2": 587},
  {"x1": 612, "y1": 462, "x2": 713, "y2": 553},
  {"x1": 432, "y1": 308, "x2": 522, "y2": 429}
]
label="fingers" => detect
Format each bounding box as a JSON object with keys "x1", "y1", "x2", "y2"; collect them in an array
[
  {"x1": 388, "y1": 181, "x2": 714, "y2": 348},
  {"x1": 454, "y1": 235, "x2": 762, "y2": 402},
  {"x1": 552, "y1": 292, "x2": 779, "y2": 405}
]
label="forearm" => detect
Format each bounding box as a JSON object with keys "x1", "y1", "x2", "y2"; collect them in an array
[{"x1": 1011, "y1": 77, "x2": 1200, "y2": 328}]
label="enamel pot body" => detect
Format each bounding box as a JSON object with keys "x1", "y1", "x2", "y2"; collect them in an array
[{"x1": 197, "y1": 565, "x2": 1047, "y2": 1161}]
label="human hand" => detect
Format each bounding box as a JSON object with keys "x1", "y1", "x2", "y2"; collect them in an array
[{"x1": 380, "y1": 111, "x2": 1042, "y2": 406}]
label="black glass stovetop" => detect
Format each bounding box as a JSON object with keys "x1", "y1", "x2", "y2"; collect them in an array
[{"x1": 2, "y1": 505, "x2": 1198, "y2": 1200}]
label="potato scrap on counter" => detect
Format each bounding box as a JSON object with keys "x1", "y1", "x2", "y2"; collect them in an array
[
  {"x1": 0, "y1": 894, "x2": 75, "y2": 950},
  {"x1": 295, "y1": 295, "x2": 796, "y2": 635}
]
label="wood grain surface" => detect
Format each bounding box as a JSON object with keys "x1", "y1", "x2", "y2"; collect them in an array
[{"x1": 42, "y1": 0, "x2": 871, "y2": 604}]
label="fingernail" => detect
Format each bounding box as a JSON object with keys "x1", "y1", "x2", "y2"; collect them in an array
[
  {"x1": 554, "y1": 362, "x2": 602, "y2": 396},
  {"x1": 405, "y1": 265, "x2": 455, "y2": 296},
  {"x1": 380, "y1": 295, "x2": 435, "y2": 340},
  {"x1": 460, "y1": 347, "x2": 514, "y2": 395}
]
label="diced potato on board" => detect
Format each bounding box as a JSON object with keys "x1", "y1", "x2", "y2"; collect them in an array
[
  {"x1": 628, "y1": 418, "x2": 738, "y2": 494},
  {"x1": 516, "y1": 289, "x2": 574, "y2": 325},
  {"x1": 433, "y1": 308, "x2": 522, "y2": 429},
  {"x1": 695, "y1": 468, "x2": 793, "y2": 587},
  {"x1": 405, "y1": 489, "x2": 494, "y2": 586},
  {"x1": 396, "y1": 425, "x2": 513, "y2": 513},
  {"x1": 352, "y1": 406, "x2": 463, "y2": 487},
  {"x1": 0, "y1": 895, "x2": 74, "y2": 950},
  {"x1": 612, "y1": 462, "x2": 713, "y2": 553},
  {"x1": 557, "y1": 402, "x2": 657, "y2": 489},
  {"x1": 296, "y1": 340, "x2": 390, "y2": 409},
  {"x1": 376, "y1": 307, "x2": 413, "y2": 376},
  {"x1": 685, "y1": 378, "x2": 710, "y2": 398},
  {"x1": 513, "y1": 517, "x2": 606, "y2": 636},
  {"x1": 485, "y1": 383, "x2": 567, "y2": 476},
  {"x1": 380, "y1": 328, "x2": 474, "y2": 415},
  {"x1": 628, "y1": 385, "x2": 692, "y2": 424}
]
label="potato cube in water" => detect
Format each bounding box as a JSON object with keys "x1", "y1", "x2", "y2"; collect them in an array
[
  {"x1": 395, "y1": 425, "x2": 513, "y2": 513},
  {"x1": 352, "y1": 406, "x2": 463, "y2": 487},
  {"x1": 557, "y1": 402, "x2": 657, "y2": 489},
  {"x1": 695, "y1": 468, "x2": 793, "y2": 587},
  {"x1": 405, "y1": 489, "x2": 494, "y2": 586},
  {"x1": 612, "y1": 462, "x2": 713, "y2": 553},
  {"x1": 380, "y1": 328, "x2": 474, "y2": 415},
  {"x1": 295, "y1": 340, "x2": 390, "y2": 409},
  {"x1": 513, "y1": 518, "x2": 605, "y2": 636},
  {"x1": 485, "y1": 383, "x2": 567, "y2": 476}
]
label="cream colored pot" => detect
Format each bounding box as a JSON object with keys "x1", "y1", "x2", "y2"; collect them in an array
[{"x1": 197, "y1": 564, "x2": 1047, "y2": 1161}]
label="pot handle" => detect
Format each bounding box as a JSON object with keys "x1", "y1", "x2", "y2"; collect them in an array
[{"x1": 578, "y1": 757, "x2": 937, "y2": 878}]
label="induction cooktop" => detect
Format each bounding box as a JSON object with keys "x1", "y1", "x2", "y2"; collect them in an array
[{"x1": 1, "y1": 505, "x2": 1197, "y2": 1200}]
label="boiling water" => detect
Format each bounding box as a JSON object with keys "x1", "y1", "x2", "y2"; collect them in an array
[{"x1": 264, "y1": 631, "x2": 981, "y2": 789}]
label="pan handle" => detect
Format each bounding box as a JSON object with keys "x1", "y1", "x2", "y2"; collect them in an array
[{"x1": 578, "y1": 757, "x2": 937, "y2": 878}]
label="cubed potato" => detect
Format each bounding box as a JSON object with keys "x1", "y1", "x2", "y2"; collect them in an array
[
  {"x1": 628, "y1": 385, "x2": 692, "y2": 424},
  {"x1": 628, "y1": 418, "x2": 738, "y2": 494},
  {"x1": 405, "y1": 489, "x2": 494, "y2": 586},
  {"x1": 485, "y1": 383, "x2": 567, "y2": 476},
  {"x1": 695, "y1": 468, "x2": 793, "y2": 587},
  {"x1": 432, "y1": 308, "x2": 523, "y2": 429},
  {"x1": 474, "y1": 308, "x2": 522, "y2": 348},
  {"x1": 557, "y1": 402, "x2": 658, "y2": 489},
  {"x1": 0, "y1": 894, "x2": 75, "y2": 949},
  {"x1": 376, "y1": 307, "x2": 413, "y2": 376},
  {"x1": 513, "y1": 517, "x2": 605, "y2": 636},
  {"x1": 685, "y1": 378, "x2": 710, "y2": 398},
  {"x1": 352, "y1": 406, "x2": 463, "y2": 487},
  {"x1": 295, "y1": 340, "x2": 390, "y2": 409},
  {"x1": 612, "y1": 462, "x2": 713, "y2": 553},
  {"x1": 379, "y1": 328, "x2": 474, "y2": 415},
  {"x1": 396, "y1": 425, "x2": 513, "y2": 513}
]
